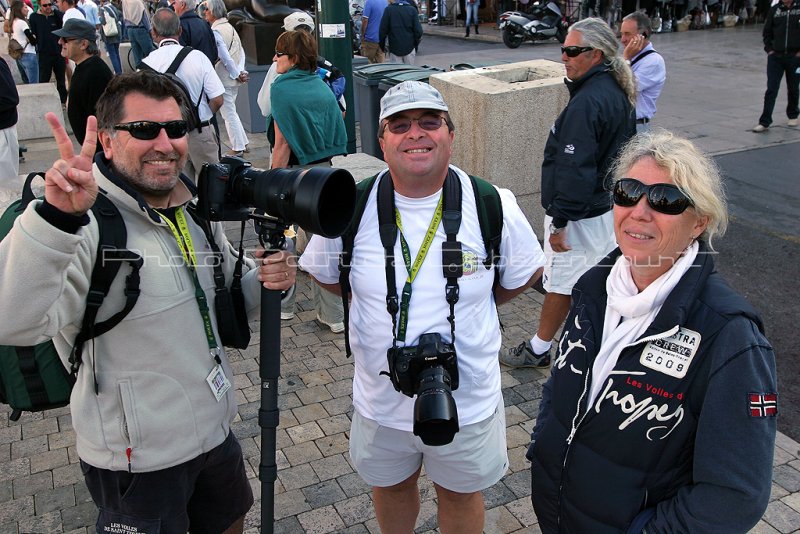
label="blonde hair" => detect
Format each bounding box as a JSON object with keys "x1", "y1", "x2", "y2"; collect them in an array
[
  {"x1": 610, "y1": 129, "x2": 728, "y2": 247},
  {"x1": 569, "y1": 18, "x2": 637, "y2": 108}
]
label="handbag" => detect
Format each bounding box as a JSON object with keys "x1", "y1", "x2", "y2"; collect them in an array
[
  {"x1": 101, "y1": 6, "x2": 119, "y2": 37},
  {"x1": 8, "y1": 38, "x2": 24, "y2": 60}
]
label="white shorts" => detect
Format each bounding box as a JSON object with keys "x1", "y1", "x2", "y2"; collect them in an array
[
  {"x1": 349, "y1": 398, "x2": 508, "y2": 493},
  {"x1": 543, "y1": 211, "x2": 616, "y2": 295}
]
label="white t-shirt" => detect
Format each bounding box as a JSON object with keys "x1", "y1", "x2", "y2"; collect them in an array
[
  {"x1": 300, "y1": 166, "x2": 545, "y2": 431},
  {"x1": 62, "y1": 6, "x2": 86, "y2": 21},
  {"x1": 12, "y1": 18, "x2": 35, "y2": 54},
  {"x1": 141, "y1": 40, "x2": 225, "y2": 122}
]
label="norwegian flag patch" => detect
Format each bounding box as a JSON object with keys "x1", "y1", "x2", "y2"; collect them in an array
[{"x1": 749, "y1": 393, "x2": 778, "y2": 417}]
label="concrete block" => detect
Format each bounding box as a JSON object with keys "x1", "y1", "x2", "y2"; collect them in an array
[
  {"x1": 429, "y1": 60, "x2": 569, "y2": 232},
  {"x1": 15, "y1": 83, "x2": 67, "y2": 142}
]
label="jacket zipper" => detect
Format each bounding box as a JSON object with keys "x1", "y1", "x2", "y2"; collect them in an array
[{"x1": 557, "y1": 362, "x2": 592, "y2": 528}]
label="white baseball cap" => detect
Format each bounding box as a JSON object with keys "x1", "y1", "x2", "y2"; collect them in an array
[
  {"x1": 379, "y1": 81, "x2": 449, "y2": 123},
  {"x1": 283, "y1": 11, "x2": 315, "y2": 31}
]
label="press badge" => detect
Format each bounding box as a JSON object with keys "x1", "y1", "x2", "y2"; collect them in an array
[
  {"x1": 640, "y1": 327, "x2": 701, "y2": 379},
  {"x1": 206, "y1": 365, "x2": 232, "y2": 401}
]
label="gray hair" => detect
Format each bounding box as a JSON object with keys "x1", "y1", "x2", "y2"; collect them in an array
[
  {"x1": 183, "y1": 0, "x2": 196, "y2": 10},
  {"x1": 609, "y1": 129, "x2": 728, "y2": 247},
  {"x1": 569, "y1": 17, "x2": 637, "y2": 108},
  {"x1": 85, "y1": 38, "x2": 100, "y2": 55},
  {"x1": 152, "y1": 7, "x2": 181, "y2": 37},
  {"x1": 205, "y1": 0, "x2": 227, "y2": 19},
  {"x1": 623, "y1": 11, "x2": 653, "y2": 37}
]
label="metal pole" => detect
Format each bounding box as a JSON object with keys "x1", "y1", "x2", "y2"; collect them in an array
[
  {"x1": 259, "y1": 285, "x2": 280, "y2": 534},
  {"x1": 316, "y1": 0, "x2": 356, "y2": 154}
]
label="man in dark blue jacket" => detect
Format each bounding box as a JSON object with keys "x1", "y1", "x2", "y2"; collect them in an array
[
  {"x1": 379, "y1": 0, "x2": 422, "y2": 64},
  {"x1": 173, "y1": 0, "x2": 217, "y2": 64},
  {"x1": 753, "y1": 0, "x2": 799, "y2": 132},
  {"x1": 29, "y1": 0, "x2": 68, "y2": 104},
  {"x1": 502, "y1": 17, "x2": 636, "y2": 370}
]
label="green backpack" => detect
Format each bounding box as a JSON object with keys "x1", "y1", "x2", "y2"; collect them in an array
[
  {"x1": 338, "y1": 172, "x2": 504, "y2": 356},
  {"x1": 0, "y1": 173, "x2": 143, "y2": 421}
]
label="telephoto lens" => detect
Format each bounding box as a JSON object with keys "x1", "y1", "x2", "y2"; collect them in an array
[{"x1": 413, "y1": 365, "x2": 459, "y2": 446}]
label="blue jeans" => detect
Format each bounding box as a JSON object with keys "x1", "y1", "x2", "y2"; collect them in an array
[
  {"x1": 105, "y1": 42, "x2": 122, "y2": 74},
  {"x1": 19, "y1": 53, "x2": 39, "y2": 84},
  {"x1": 465, "y1": 1, "x2": 479, "y2": 26},
  {"x1": 758, "y1": 53, "x2": 800, "y2": 127},
  {"x1": 127, "y1": 26, "x2": 154, "y2": 69}
]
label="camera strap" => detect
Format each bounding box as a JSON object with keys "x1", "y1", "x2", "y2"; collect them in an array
[
  {"x1": 377, "y1": 169, "x2": 463, "y2": 348},
  {"x1": 155, "y1": 207, "x2": 222, "y2": 364}
]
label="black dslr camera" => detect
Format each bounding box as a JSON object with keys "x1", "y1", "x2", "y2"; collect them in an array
[
  {"x1": 386, "y1": 333, "x2": 460, "y2": 446},
  {"x1": 196, "y1": 156, "x2": 355, "y2": 237}
]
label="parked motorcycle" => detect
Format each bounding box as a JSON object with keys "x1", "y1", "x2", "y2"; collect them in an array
[{"x1": 499, "y1": 0, "x2": 568, "y2": 49}]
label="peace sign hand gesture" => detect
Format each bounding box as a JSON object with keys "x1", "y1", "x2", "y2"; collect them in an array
[{"x1": 44, "y1": 112, "x2": 100, "y2": 216}]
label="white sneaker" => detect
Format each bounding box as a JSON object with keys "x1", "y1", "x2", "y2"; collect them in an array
[
  {"x1": 317, "y1": 315, "x2": 344, "y2": 334},
  {"x1": 280, "y1": 311, "x2": 295, "y2": 320},
  {"x1": 752, "y1": 124, "x2": 768, "y2": 133},
  {"x1": 788, "y1": 118, "x2": 798, "y2": 127}
]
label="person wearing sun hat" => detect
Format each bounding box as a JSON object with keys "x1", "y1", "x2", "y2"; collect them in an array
[{"x1": 300, "y1": 80, "x2": 545, "y2": 533}]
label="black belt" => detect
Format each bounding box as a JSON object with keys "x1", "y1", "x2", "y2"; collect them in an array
[{"x1": 636, "y1": 118, "x2": 650, "y2": 124}]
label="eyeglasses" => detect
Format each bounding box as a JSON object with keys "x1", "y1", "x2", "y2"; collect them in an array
[
  {"x1": 41, "y1": 3, "x2": 53, "y2": 7},
  {"x1": 383, "y1": 114, "x2": 446, "y2": 135},
  {"x1": 561, "y1": 46, "x2": 594, "y2": 57},
  {"x1": 113, "y1": 120, "x2": 189, "y2": 140},
  {"x1": 274, "y1": 51, "x2": 288, "y2": 57},
  {"x1": 612, "y1": 178, "x2": 693, "y2": 215}
]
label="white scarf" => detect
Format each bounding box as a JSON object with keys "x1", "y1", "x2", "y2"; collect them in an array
[{"x1": 587, "y1": 242, "x2": 699, "y2": 405}]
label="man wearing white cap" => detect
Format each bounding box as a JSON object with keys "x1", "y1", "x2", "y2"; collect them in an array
[{"x1": 300, "y1": 81, "x2": 545, "y2": 533}]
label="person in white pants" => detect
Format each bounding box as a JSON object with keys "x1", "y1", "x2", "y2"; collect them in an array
[{"x1": 203, "y1": 0, "x2": 249, "y2": 156}]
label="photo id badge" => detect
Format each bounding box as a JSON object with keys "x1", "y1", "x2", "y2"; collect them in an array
[
  {"x1": 640, "y1": 327, "x2": 701, "y2": 379},
  {"x1": 206, "y1": 364, "x2": 231, "y2": 402}
]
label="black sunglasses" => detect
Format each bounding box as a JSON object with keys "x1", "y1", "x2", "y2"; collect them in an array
[
  {"x1": 613, "y1": 178, "x2": 693, "y2": 215},
  {"x1": 383, "y1": 114, "x2": 446, "y2": 135},
  {"x1": 41, "y1": 3, "x2": 53, "y2": 6},
  {"x1": 274, "y1": 51, "x2": 288, "y2": 57},
  {"x1": 561, "y1": 45, "x2": 594, "y2": 58},
  {"x1": 114, "y1": 120, "x2": 189, "y2": 140}
]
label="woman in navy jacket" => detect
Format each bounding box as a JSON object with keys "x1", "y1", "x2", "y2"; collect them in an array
[{"x1": 528, "y1": 130, "x2": 777, "y2": 533}]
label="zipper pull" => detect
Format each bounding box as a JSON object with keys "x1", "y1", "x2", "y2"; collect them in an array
[
  {"x1": 126, "y1": 447, "x2": 132, "y2": 473},
  {"x1": 566, "y1": 427, "x2": 576, "y2": 445}
]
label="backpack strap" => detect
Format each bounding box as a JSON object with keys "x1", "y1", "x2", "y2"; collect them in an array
[
  {"x1": 469, "y1": 175, "x2": 503, "y2": 291},
  {"x1": 339, "y1": 174, "x2": 379, "y2": 357},
  {"x1": 166, "y1": 46, "x2": 206, "y2": 131},
  {"x1": 630, "y1": 49, "x2": 657, "y2": 67},
  {"x1": 70, "y1": 192, "x2": 143, "y2": 392}
]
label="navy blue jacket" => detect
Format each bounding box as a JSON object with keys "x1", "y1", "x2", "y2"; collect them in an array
[
  {"x1": 29, "y1": 10, "x2": 64, "y2": 58},
  {"x1": 763, "y1": 0, "x2": 800, "y2": 54},
  {"x1": 179, "y1": 11, "x2": 218, "y2": 64},
  {"x1": 528, "y1": 245, "x2": 777, "y2": 533},
  {"x1": 540, "y1": 65, "x2": 635, "y2": 228},
  {"x1": 379, "y1": 0, "x2": 422, "y2": 57},
  {"x1": 0, "y1": 58, "x2": 19, "y2": 130}
]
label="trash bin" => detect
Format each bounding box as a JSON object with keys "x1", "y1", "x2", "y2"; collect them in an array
[{"x1": 353, "y1": 63, "x2": 425, "y2": 158}]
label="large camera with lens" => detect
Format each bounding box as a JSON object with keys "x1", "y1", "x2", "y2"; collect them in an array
[
  {"x1": 386, "y1": 333, "x2": 460, "y2": 446},
  {"x1": 196, "y1": 156, "x2": 355, "y2": 237}
]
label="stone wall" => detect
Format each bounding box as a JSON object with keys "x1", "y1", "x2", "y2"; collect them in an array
[{"x1": 429, "y1": 59, "x2": 569, "y2": 234}]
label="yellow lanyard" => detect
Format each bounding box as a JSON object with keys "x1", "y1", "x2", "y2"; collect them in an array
[{"x1": 156, "y1": 207, "x2": 198, "y2": 267}]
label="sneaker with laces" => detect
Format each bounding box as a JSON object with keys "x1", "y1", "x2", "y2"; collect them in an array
[
  {"x1": 789, "y1": 118, "x2": 798, "y2": 127},
  {"x1": 752, "y1": 124, "x2": 768, "y2": 132},
  {"x1": 317, "y1": 315, "x2": 344, "y2": 334},
  {"x1": 500, "y1": 341, "x2": 551, "y2": 369}
]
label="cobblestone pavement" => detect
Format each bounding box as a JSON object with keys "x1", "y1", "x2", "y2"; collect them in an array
[{"x1": 1, "y1": 153, "x2": 799, "y2": 534}]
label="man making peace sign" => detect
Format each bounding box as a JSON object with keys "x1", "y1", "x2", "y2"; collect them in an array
[{"x1": 0, "y1": 70, "x2": 295, "y2": 534}]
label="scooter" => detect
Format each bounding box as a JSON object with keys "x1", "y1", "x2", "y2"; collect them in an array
[{"x1": 499, "y1": 0, "x2": 568, "y2": 48}]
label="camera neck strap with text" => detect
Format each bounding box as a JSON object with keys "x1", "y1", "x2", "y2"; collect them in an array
[{"x1": 377, "y1": 169, "x2": 463, "y2": 350}]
